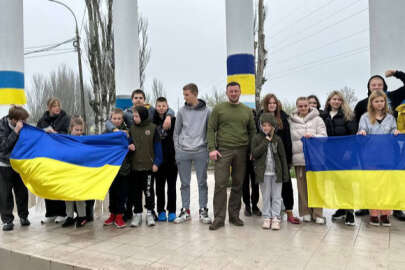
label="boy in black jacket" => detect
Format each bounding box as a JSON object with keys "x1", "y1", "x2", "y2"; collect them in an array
[
  {"x1": 153, "y1": 97, "x2": 178, "y2": 222},
  {"x1": 0, "y1": 106, "x2": 30, "y2": 231}
]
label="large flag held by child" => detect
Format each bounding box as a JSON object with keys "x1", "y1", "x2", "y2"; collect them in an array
[
  {"x1": 10, "y1": 125, "x2": 128, "y2": 201},
  {"x1": 303, "y1": 135, "x2": 405, "y2": 210}
]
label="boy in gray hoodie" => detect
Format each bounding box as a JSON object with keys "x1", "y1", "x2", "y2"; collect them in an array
[{"x1": 173, "y1": 83, "x2": 212, "y2": 224}]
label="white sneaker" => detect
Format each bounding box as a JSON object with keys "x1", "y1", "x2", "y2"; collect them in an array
[
  {"x1": 199, "y1": 208, "x2": 212, "y2": 224},
  {"x1": 55, "y1": 216, "x2": 66, "y2": 223},
  {"x1": 262, "y1": 218, "x2": 271, "y2": 230},
  {"x1": 146, "y1": 212, "x2": 155, "y2": 227},
  {"x1": 131, "y1": 213, "x2": 142, "y2": 227},
  {"x1": 174, "y1": 208, "x2": 191, "y2": 224},
  {"x1": 41, "y1": 216, "x2": 56, "y2": 224},
  {"x1": 303, "y1": 215, "x2": 311, "y2": 222},
  {"x1": 271, "y1": 218, "x2": 281, "y2": 230},
  {"x1": 315, "y1": 217, "x2": 326, "y2": 225}
]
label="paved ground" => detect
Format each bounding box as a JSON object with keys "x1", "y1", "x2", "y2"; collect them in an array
[{"x1": 1, "y1": 171, "x2": 405, "y2": 270}]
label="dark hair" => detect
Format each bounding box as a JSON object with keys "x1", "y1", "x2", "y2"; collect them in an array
[
  {"x1": 307, "y1": 95, "x2": 321, "y2": 110},
  {"x1": 111, "y1": 108, "x2": 124, "y2": 116},
  {"x1": 262, "y1": 93, "x2": 283, "y2": 129},
  {"x1": 226, "y1": 81, "x2": 240, "y2": 89},
  {"x1": 131, "y1": 89, "x2": 145, "y2": 99},
  {"x1": 156, "y1": 97, "x2": 168, "y2": 103},
  {"x1": 183, "y1": 83, "x2": 199, "y2": 95},
  {"x1": 8, "y1": 106, "x2": 29, "y2": 121}
]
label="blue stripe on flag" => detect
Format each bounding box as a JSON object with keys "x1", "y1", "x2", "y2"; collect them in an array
[
  {"x1": 227, "y1": 54, "x2": 255, "y2": 76},
  {"x1": 0, "y1": 71, "x2": 24, "y2": 89}
]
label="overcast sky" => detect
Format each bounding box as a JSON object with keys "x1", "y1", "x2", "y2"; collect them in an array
[{"x1": 23, "y1": 0, "x2": 397, "y2": 110}]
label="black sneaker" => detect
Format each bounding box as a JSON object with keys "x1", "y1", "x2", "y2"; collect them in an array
[
  {"x1": 369, "y1": 216, "x2": 380, "y2": 226},
  {"x1": 332, "y1": 209, "x2": 347, "y2": 220},
  {"x1": 76, "y1": 217, "x2": 87, "y2": 228},
  {"x1": 2, "y1": 222, "x2": 14, "y2": 231},
  {"x1": 244, "y1": 207, "x2": 252, "y2": 217},
  {"x1": 152, "y1": 210, "x2": 158, "y2": 222},
  {"x1": 355, "y1": 209, "x2": 369, "y2": 216},
  {"x1": 393, "y1": 210, "x2": 405, "y2": 221},
  {"x1": 380, "y1": 215, "x2": 391, "y2": 227},
  {"x1": 20, "y1": 218, "x2": 30, "y2": 226},
  {"x1": 252, "y1": 207, "x2": 262, "y2": 217},
  {"x1": 345, "y1": 212, "x2": 355, "y2": 226},
  {"x1": 62, "y1": 217, "x2": 75, "y2": 227}
]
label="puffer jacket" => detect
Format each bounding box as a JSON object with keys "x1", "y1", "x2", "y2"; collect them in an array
[{"x1": 289, "y1": 108, "x2": 327, "y2": 166}]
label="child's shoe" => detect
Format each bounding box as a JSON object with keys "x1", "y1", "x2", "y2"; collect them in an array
[
  {"x1": 55, "y1": 216, "x2": 66, "y2": 223},
  {"x1": 303, "y1": 215, "x2": 311, "y2": 222},
  {"x1": 131, "y1": 213, "x2": 142, "y2": 227},
  {"x1": 271, "y1": 218, "x2": 281, "y2": 230},
  {"x1": 380, "y1": 215, "x2": 391, "y2": 227},
  {"x1": 199, "y1": 208, "x2": 212, "y2": 224},
  {"x1": 168, "y1": 213, "x2": 176, "y2": 222},
  {"x1": 146, "y1": 211, "x2": 156, "y2": 227},
  {"x1": 262, "y1": 218, "x2": 271, "y2": 230},
  {"x1": 174, "y1": 208, "x2": 191, "y2": 224},
  {"x1": 369, "y1": 216, "x2": 380, "y2": 226},
  {"x1": 104, "y1": 213, "x2": 116, "y2": 226},
  {"x1": 62, "y1": 217, "x2": 75, "y2": 228},
  {"x1": 114, "y1": 214, "x2": 126, "y2": 228},
  {"x1": 41, "y1": 216, "x2": 56, "y2": 224},
  {"x1": 315, "y1": 217, "x2": 326, "y2": 225},
  {"x1": 344, "y1": 212, "x2": 355, "y2": 226},
  {"x1": 158, "y1": 212, "x2": 167, "y2": 222},
  {"x1": 76, "y1": 217, "x2": 87, "y2": 228}
]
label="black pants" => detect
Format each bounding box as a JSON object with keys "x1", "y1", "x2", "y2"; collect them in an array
[
  {"x1": 45, "y1": 199, "x2": 66, "y2": 217},
  {"x1": 109, "y1": 174, "x2": 128, "y2": 214},
  {"x1": 0, "y1": 167, "x2": 29, "y2": 224},
  {"x1": 242, "y1": 159, "x2": 259, "y2": 209},
  {"x1": 85, "y1": 200, "x2": 95, "y2": 220},
  {"x1": 154, "y1": 162, "x2": 177, "y2": 213},
  {"x1": 282, "y1": 180, "x2": 294, "y2": 211},
  {"x1": 126, "y1": 170, "x2": 155, "y2": 215}
]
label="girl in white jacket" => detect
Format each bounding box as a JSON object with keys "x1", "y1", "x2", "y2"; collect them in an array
[{"x1": 289, "y1": 97, "x2": 327, "y2": 224}]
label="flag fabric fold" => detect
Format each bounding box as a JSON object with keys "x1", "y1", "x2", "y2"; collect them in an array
[
  {"x1": 10, "y1": 125, "x2": 128, "y2": 201},
  {"x1": 302, "y1": 135, "x2": 405, "y2": 210}
]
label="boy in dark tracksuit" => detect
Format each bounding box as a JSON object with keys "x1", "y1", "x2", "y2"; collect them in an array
[
  {"x1": 153, "y1": 97, "x2": 178, "y2": 222},
  {"x1": 128, "y1": 106, "x2": 163, "y2": 227},
  {"x1": 0, "y1": 106, "x2": 30, "y2": 231}
]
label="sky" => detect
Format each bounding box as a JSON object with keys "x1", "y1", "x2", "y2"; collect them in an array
[{"x1": 22, "y1": 0, "x2": 398, "y2": 111}]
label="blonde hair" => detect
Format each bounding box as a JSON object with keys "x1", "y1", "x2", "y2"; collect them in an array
[
  {"x1": 47, "y1": 97, "x2": 61, "y2": 110},
  {"x1": 324, "y1": 90, "x2": 353, "y2": 121},
  {"x1": 69, "y1": 115, "x2": 84, "y2": 133},
  {"x1": 367, "y1": 90, "x2": 389, "y2": 124},
  {"x1": 295, "y1": 96, "x2": 308, "y2": 105}
]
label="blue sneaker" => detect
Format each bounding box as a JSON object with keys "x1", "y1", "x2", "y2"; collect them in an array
[
  {"x1": 158, "y1": 212, "x2": 167, "y2": 222},
  {"x1": 168, "y1": 213, "x2": 176, "y2": 222}
]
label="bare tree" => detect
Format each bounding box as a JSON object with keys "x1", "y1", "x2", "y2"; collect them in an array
[
  {"x1": 254, "y1": 0, "x2": 268, "y2": 111},
  {"x1": 150, "y1": 78, "x2": 166, "y2": 102},
  {"x1": 340, "y1": 86, "x2": 358, "y2": 109},
  {"x1": 26, "y1": 65, "x2": 93, "y2": 125},
  {"x1": 139, "y1": 15, "x2": 151, "y2": 90},
  {"x1": 202, "y1": 87, "x2": 227, "y2": 109},
  {"x1": 280, "y1": 100, "x2": 296, "y2": 115}
]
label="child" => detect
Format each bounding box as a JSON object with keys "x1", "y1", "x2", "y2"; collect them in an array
[
  {"x1": 128, "y1": 106, "x2": 163, "y2": 227},
  {"x1": 0, "y1": 106, "x2": 30, "y2": 231},
  {"x1": 103, "y1": 108, "x2": 132, "y2": 228},
  {"x1": 62, "y1": 116, "x2": 87, "y2": 228},
  {"x1": 358, "y1": 90, "x2": 399, "y2": 227},
  {"x1": 153, "y1": 97, "x2": 178, "y2": 222},
  {"x1": 251, "y1": 113, "x2": 289, "y2": 230}
]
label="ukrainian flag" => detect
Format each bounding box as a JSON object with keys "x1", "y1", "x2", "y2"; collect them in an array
[
  {"x1": 303, "y1": 135, "x2": 405, "y2": 210},
  {"x1": 0, "y1": 71, "x2": 26, "y2": 105},
  {"x1": 10, "y1": 125, "x2": 128, "y2": 201}
]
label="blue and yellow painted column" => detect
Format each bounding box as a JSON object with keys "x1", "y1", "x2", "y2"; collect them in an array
[
  {"x1": 225, "y1": 0, "x2": 255, "y2": 108},
  {"x1": 0, "y1": 0, "x2": 25, "y2": 116}
]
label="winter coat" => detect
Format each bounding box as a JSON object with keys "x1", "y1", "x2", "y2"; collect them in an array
[
  {"x1": 36, "y1": 110, "x2": 70, "y2": 134},
  {"x1": 0, "y1": 116, "x2": 19, "y2": 166},
  {"x1": 354, "y1": 71, "x2": 405, "y2": 123},
  {"x1": 251, "y1": 132, "x2": 289, "y2": 184},
  {"x1": 320, "y1": 109, "x2": 357, "y2": 137},
  {"x1": 289, "y1": 108, "x2": 327, "y2": 166},
  {"x1": 358, "y1": 113, "x2": 397, "y2": 135}
]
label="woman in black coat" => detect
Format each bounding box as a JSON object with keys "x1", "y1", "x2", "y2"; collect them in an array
[
  {"x1": 320, "y1": 90, "x2": 357, "y2": 226},
  {"x1": 37, "y1": 97, "x2": 70, "y2": 224}
]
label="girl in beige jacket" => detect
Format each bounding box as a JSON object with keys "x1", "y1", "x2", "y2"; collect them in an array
[{"x1": 289, "y1": 97, "x2": 327, "y2": 224}]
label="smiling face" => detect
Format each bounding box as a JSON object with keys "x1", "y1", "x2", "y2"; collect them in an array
[
  {"x1": 369, "y1": 77, "x2": 385, "y2": 92},
  {"x1": 267, "y1": 97, "x2": 278, "y2": 113},
  {"x1": 308, "y1": 98, "x2": 318, "y2": 109},
  {"x1": 226, "y1": 85, "x2": 241, "y2": 104},
  {"x1": 329, "y1": 95, "x2": 342, "y2": 111},
  {"x1": 261, "y1": 122, "x2": 273, "y2": 135},
  {"x1": 297, "y1": 99, "x2": 310, "y2": 117},
  {"x1": 111, "y1": 113, "x2": 124, "y2": 127}
]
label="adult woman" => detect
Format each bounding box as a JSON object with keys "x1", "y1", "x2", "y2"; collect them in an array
[
  {"x1": 320, "y1": 91, "x2": 357, "y2": 226},
  {"x1": 37, "y1": 97, "x2": 70, "y2": 224},
  {"x1": 308, "y1": 95, "x2": 323, "y2": 114},
  {"x1": 259, "y1": 94, "x2": 300, "y2": 224},
  {"x1": 289, "y1": 97, "x2": 327, "y2": 224}
]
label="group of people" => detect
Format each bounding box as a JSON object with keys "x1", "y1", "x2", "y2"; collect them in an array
[{"x1": 1, "y1": 69, "x2": 405, "y2": 232}]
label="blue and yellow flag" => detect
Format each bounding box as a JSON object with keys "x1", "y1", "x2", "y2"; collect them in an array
[
  {"x1": 0, "y1": 71, "x2": 26, "y2": 105},
  {"x1": 10, "y1": 125, "x2": 128, "y2": 201},
  {"x1": 303, "y1": 135, "x2": 405, "y2": 210}
]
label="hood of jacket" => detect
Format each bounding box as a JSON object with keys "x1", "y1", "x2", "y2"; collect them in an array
[
  {"x1": 290, "y1": 107, "x2": 319, "y2": 124},
  {"x1": 184, "y1": 99, "x2": 207, "y2": 110},
  {"x1": 367, "y1": 75, "x2": 388, "y2": 96}
]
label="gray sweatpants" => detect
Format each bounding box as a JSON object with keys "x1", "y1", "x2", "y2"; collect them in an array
[
  {"x1": 66, "y1": 201, "x2": 86, "y2": 218},
  {"x1": 176, "y1": 150, "x2": 209, "y2": 209},
  {"x1": 260, "y1": 175, "x2": 282, "y2": 219}
]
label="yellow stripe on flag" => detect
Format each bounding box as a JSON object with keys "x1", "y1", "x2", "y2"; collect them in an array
[
  {"x1": 0, "y1": 88, "x2": 26, "y2": 105},
  {"x1": 227, "y1": 74, "x2": 255, "y2": 95},
  {"x1": 307, "y1": 170, "x2": 405, "y2": 210}
]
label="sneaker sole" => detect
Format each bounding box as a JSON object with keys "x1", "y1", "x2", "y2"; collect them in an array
[
  {"x1": 332, "y1": 216, "x2": 346, "y2": 220},
  {"x1": 115, "y1": 224, "x2": 127, "y2": 229},
  {"x1": 345, "y1": 222, "x2": 356, "y2": 226},
  {"x1": 381, "y1": 223, "x2": 392, "y2": 227},
  {"x1": 104, "y1": 222, "x2": 114, "y2": 226},
  {"x1": 369, "y1": 222, "x2": 380, "y2": 226}
]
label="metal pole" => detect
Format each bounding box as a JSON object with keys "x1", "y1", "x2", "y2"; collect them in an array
[{"x1": 49, "y1": 0, "x2": 87, "y2": 130}]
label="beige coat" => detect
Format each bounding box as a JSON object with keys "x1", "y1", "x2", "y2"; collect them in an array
[{"x1": 289, "y1": 108, "x2": 327, "y2": 166}]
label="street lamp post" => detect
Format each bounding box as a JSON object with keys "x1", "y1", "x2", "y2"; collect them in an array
[{"x1": 49, "y1": 0, "x2": 87, "y2": 131}]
